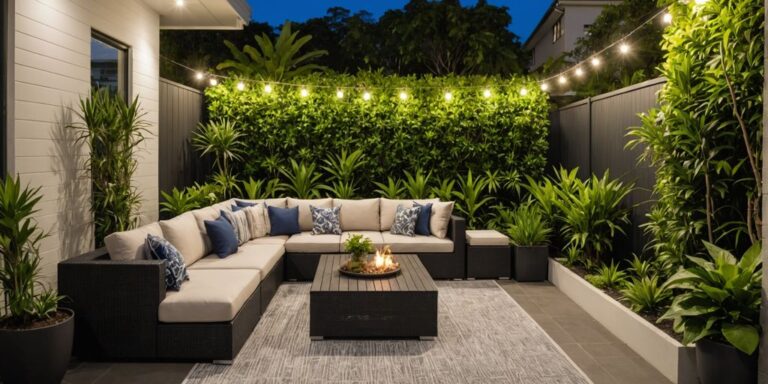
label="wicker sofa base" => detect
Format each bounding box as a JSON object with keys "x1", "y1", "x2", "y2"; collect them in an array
[{"x1": 285, "y1": 251, "x2": 464, "y2": 281}]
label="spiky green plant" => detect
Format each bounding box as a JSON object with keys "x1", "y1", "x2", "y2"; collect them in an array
[
  {"x1": 506, "y1": 204, "x2": 551, "y2": 246},
  {"x1": 585, "y1": 261, "x2": 627, "y2": 290},
  {"x1": 218, "y1": 22, "x2": 328, "y2": 81},
  {"x1": 403, "y1": 169, "x2": 432, "y2": 199},
  {"x1": 621, "y1": 275, "x2": 671, "y2": 314},
  {"x1": 70, "y1": 88, "x2": 146, "y2": 246},
  {"x1": 160, "y1": 188, "x2": 201, "y2": 217},
  {"x1": 279, "y1": 159, "x2": 322, "y2": 199},
  {"x1": 373, "y1": 177, "x2": 406, "y2": 199},
  {"x1": 0, "y1": 176, "x2": 62, "y2": 325},
  {"x1": 192, "y1": 119, "x2": 244, "y2": 199},
  {"x1": 626, "y1": 254, "x2": 656, "y2": 279},
  {"x1": 242, "y1": 177, "x2": 282, "y2": 199},
  {"x1": 320, "y1": 149, "x2": 365, "y2": 198},
  {"x1": 453, "y1": 170, "x2": 494, "y2": 229},
  {"x1": 430, "y1": 177, "x2": 455, "y2": 202}
]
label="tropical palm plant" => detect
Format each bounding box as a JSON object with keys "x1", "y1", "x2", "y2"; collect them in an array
[
  {"x1": 320, "y1": 149, "x2": 365, "y2": 198},
  {"x1": 242, "y1": 177, "x2": 282, "y2": 199},
  {"x1": 403, "y1": 169, "x2": 432, "y2": 199},
  {"x1": 192, "y1": 119, "x2": 244, "y2": 199},
  {"x1": 160, "y1": 187, "x2": 201, "y2": 217},
  {"x1": 430, "y1": 176, "x2": 455, "y2": 202},
  {"x1": 453, "y1": 170, "x2": 494, "y2": 229},
  {"x1": 279, "y1": 160, "x2": 322, "y2": 199},
  {"x1": 373, "y1": 177, "x2": 406, "y2": 199},
  {"x1": 217, "y1": 22, "x2": 328, "y2": 81},
  {"x1": 70, "y1": 88, "x2": 147, "y2": 246}
]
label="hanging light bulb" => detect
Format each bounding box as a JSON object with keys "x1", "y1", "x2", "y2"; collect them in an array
[
  {"x1": 398, "y1": 91, "x2": 408, "y2": 100},
  {"x1": 619, "y1": 43, "x2": 630, "y2": 54},
  {"x1": 558, "y1": 75, "x2": 567, "y2": 85},
  {"x1": 209, "y1": 78, "x2": 218, "y2": 86},
  {"x1": 541, "y1": 83, "x2": 549, "y2": 91},
  {"x1": 519, "y1": 88, "x2": 528, "y2": 96},
  {"x1": 662, "y1": 12, "x2": 672, "y2": 24},
  {"x1": 362, "y1": 91, "x2": 372, "y2": 101},
  {"x1": 483, "y1": 89, "x2": 492, "y2": 98},
  {"x1": 575, "y1": 68, "x2": 584, "y2": 77},
  {"x1": 444, "y1": 91, "x2": 453, "y2": 101},
  {"x1": 175, "y1": 0, "x2": 185, "y2": 6},
  {"x1": 236, "y1": 81, "x2": 245, "y2": 91},
  {"x1": 264, "y1": 84, "x2": 273, "y2": 94},
  {"x1": 591, "y1": 57, "x2": 601, "y2": 68},
  {"x1": 336, "y1": 90, "x2": 345, "y2": 99},
  {"x1": 300, "y1": 88, "x2": 309, "y2": 98},
  {"x1": 195, "y1": 72, "x2": 204, "y2": 80}
]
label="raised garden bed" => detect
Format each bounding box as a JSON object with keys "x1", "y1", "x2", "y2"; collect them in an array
[{"x1": 548, "y1": 258, "x2": 698, "y2": 384}]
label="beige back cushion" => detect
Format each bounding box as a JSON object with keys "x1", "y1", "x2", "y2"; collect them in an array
[
  {"x1": 104, "y1": 222, "x2": 163, "y2": 261},
  {"x1": 236, "y1": 198, "x2": 287, "y2": 208},
  {"x1": 160, "y1": 212, "x2": 208, "y2": 266},
  {"x1": 430, "y1": 201, "x2": 455, "y2": 239},
  {"x1": 333, "y1": 198, "x2": 380, "y2": 231},
  {"x1": 287, "y1": 198, "x2": 333, "y2": 231},
  {"x1": 380, "y1": 198, "x2": 439, "y2": 231}
]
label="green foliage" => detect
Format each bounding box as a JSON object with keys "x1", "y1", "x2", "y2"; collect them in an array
[
  {"x1": 0, "y1": 176, "x2": 62, "y2": 324},
  {"x1": 453, "y1": 170, "x2": 494, "y2": 229},
  {"x1": 621, "y1": 275, "x2": 671, "y2": 315},
  {"x1": 430, "y1": 177, "x2": 456, "y2": 202},
  {"x1": 279, "y1": 159, "x2": 322, "y2": 199},
  {"x1": 403, "y1": 170, "x2": 432, "y2": 199},
  {"x1": 585, "y1": 261, "x2": 627, "y2": 290},
  {"x1": 218, "y1": 22, "x2": 327, "y2": 81},
  {"x1": 659, "y1": 242, "x2": 762, "y2": 355},
  {"x1": 160, "y1": 188, "x2": 200, "y2": 217},
  {"x1": 558, "y1": 246, "x2": 582, "y2": 268},
  {"x1": 628, "y1": 0, "x2": 764, "y2": 270},
  {"x1": 242, "y1": 177, "x2": 282, "y2": 199},
  {"x1": 343, "y1": 234, "x2": 374, "y2": 270},
  {"x1": 626, "y1": 254, "x2": 655, "y2": 279},
  {"x1": 70, "y1": 88, "x2": 146, "y2": 247},
  {"x1": 192, "y1": 119, "x2": 244, "y2": 198},
  {"x1": 319, "y1": 149, "x2": 366, "y2": 199},
  {"x1": 205, "y1": 72, "x2": 550, "y2": 210},
  {"x1": 506, "y1": 204, "x2": 551, "y2": 247},
  {"x1": 373, "y1": 177, "x2": 406, "y2": 199}
]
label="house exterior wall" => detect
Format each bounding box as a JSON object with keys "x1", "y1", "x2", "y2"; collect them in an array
[{"x1": 12, "y1": 0, "x2": 160, "y2": 285}]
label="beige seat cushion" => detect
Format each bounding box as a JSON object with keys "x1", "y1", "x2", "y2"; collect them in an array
[
  {"x1": 104, "y1": 222, "x2": 163, "y2": 261},
  {"x1": 237, "y1": 198, "x2": 287, "y2": 208},
  {"x1": 158, "y1": 269, "x2": 260, "y2": 323},
  {"x1": 333, "y1": 198, "x2": 380, "y2": 231},
  {"x1": 466, "y1": 230, "x2": 509, "y2": 246},
  {"x1": 380, "y1": 198, "x2": 439, "y2": 231},
  {"x1": 249, "y1": 235, "x2": 290, "y2": 245},
  {"x1": 159, "y1": 212, "x2": 207, "y2": 266},
  {"x1": 287, "y1": 198, "x2": 333, "y2": 231},
  {"x1": 430, "y1": 201, "x2": 455, "y2": 239},
  {"x1": 381, "y1": 233, "x2": 454, "y2": 253},
  {"x1": 284, "y1": 232, "x2": 341, "y2": 253},
  {"x1": 188, "y1": 244, "x2": 284, "y2": 276},
  {"x1": 341, "y1": 231, "x2": 385, "y2": 250}
]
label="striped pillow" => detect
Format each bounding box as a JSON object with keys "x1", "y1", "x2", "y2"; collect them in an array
[{"x1": 221, "y1": 209, "x2": 250, "y2": 245}]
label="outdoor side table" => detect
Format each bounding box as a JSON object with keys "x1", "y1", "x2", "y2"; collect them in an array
[{"x1": 465, "y1": 230, "x2": 511, "y2": 279}]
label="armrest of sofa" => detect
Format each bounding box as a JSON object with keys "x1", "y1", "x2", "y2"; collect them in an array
[
  {"x1": 58, "y1": 248, "x2": 166, "y2": 358},
  {"x1": 448, "y1": 215, "x2": 466, "y2": 255}
]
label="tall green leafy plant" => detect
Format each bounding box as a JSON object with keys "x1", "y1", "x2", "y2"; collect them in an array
[
  {"x1": 320, "y1": 149, "x2": 365, "y2": 198},
  {"x1": 403, "y1": 170, "x2": 432, "y2": 199},
  {"x1": 218, "y1": 22, "x2": 328, "y2": 81},
  {"x1": 192, "y1": 119, "x2": 244, "y2": 198},
  {"x1": 506, "y1": 204, "x2": 551, "y2": 246},
  {"x1": 279, "y1": 160, "x2": 322, "y2": 199},
  {"x1": 71, "y1": 88, "x2": 146, "y2": 246},
  {"x1": 0, "y1": 176, "x2": 61, "y2": 325},
  {"x1": 627, "y1": 0, "x2": 764, "y2": 268},
  {"x1": 242, "y1": 177, "x2": 282, "y2": 199},
  {"x1": 373, "y1": 177, "x2": 406, "y2": 199},
  {"x1": 453, "y1": 170, "x2": 493, "y2": 229},
  {"x1": 660, "y1": 242, "x2": 762, "y2": 355}
]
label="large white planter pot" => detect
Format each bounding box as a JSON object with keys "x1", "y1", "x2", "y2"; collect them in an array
[{"x1": 548, "y1": 259, "x2": 698, "y2": 384}]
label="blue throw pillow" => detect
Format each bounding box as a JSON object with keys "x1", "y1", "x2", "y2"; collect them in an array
[
  {"x1": 145, "y1": 234, "x2": 189, "y2": 291},
  {"x1": 267, "y1": 205, "x2": 300, "y2": 236},
  {"x1": 204, "y1": 216, "x2": 239, "y2": 258},
  {"x1": 235, "y1": 200, "x2": 257, "y2": 208},
  {"x1": 414, "y1": 202, "x2": 433, "y2": 236}
]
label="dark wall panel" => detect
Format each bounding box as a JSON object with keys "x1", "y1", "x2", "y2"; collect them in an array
[
  {"x1": 158, "y1": 78, "x2": 204, "y2": 200},
  {"x1": 556, "y1": 100, "x2": 590, "y2": 180}
]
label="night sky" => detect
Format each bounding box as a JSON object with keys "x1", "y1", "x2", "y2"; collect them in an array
[{"x1": 246, "y1": 0, "x2": 552, "y2": 42}]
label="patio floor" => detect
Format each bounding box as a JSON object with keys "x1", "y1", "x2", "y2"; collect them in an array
[{"x1": 62, "y1": 280, "x2": 671, "y2": 384}]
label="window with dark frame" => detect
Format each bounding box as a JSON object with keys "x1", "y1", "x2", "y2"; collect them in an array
[
  {"x1": 90, "y1": 31, "x2": 129, "y2": 99},
  {"x1": 553, "y1": 18, "x2": 563, "y2": 43}
]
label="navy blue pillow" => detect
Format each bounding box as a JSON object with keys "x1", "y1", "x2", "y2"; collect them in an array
[
  {"x1": 414, "y1": 202, "x2": 433, "y2": 236},
  {"x1": 204, "y1": 216, "x2": 238, "y2": 258},
  {"x1": 235, "y1": 200, "x2": 257, "y2": 208},
  {"x1": 267, "y1": 205, "x2": 300, "y2": 236},
  {"x1": 145, "y1": 234, "x2": 189, "y2": 291}
]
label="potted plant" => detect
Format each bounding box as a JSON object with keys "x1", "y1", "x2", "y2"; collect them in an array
[
  {"x1": 507, "y1": 204, "x2": 551, "y2": 281},
  {"x1": 0, "y1": 176, "x2": 72, "y2": 384},
  {"x1": 660, "y1": 241, "x2": 761, "y2": 384},
  {"x1": 342, "y1": 234, "x2": 374, "y2": 273}
]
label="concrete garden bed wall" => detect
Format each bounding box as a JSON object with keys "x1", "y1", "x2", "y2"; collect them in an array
[{"x1": 548, "y1": 259, "x2": 698, "y2": 384}]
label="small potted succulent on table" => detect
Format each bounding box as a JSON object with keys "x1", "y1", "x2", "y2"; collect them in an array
[{"x1": 0, "y1": 176, "x2": 73, "y2": 384}]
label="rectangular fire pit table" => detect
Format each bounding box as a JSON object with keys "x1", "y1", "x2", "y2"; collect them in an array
[{"x1": 310, "y1": 254, "x2": 438, "y2": 340}]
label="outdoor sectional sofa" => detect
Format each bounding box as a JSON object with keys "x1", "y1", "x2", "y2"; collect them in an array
[{"x1": 58, "y1": 197, "x2": 466, "y2": 361}]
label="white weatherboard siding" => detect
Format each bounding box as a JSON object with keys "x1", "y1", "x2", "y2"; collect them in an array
[{"x1": 13, "y1": 0, "x2": 160, "y2": 286}]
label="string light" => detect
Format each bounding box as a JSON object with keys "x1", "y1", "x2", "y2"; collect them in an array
[
  {"x1": 336, "y1": 90, "x2": 345, "y2": 99},
  {"x1": 519, "y1": 88, "x2": 528, "y2": 96},
  {"x1": 362, "y1": 91, "x2": 372, "y2": 101},
  {"x1": 575, "y1": 68, "x2": 584, "y2": 77},
  {"x1": 591, "y1": 57, "x2": 601, "y2": 67},
  {"x1": 264, "y1": 84, "x2": 273, "y2": 93},
  {"x1": 209, "y1": 78, "x2": 218, "y2": 86},
  {"x1": 300, "y1": 88, "x2": 309, "y2": 97},
  {"x1": 558, "y1": 76, "x2": 567, "y2": 85},
  {"x1": 236, "y1": 81, "x2": 245, "y2": 91},
  {"x1": 541, "y1": 83, "x2": 549, "y2": 91},
  {"x1": 619, "y1": 43, "x2": 630, "y2": 54},
  {"x1": 195, "y1": 72, "x2": 204, "y2": 80},
  {"x1": 662, "y1": 12, "x2": 672, "y2": 24},
  {"x1": 483, "y1": 89, "x2": 492, "y2": 98},
  {"x1": 444, "y1": 91, "x2": 453, "y2": 101},
  {"x1": 175, "y1": 0, "x2": 184, "y2": 6},
  {"x1": 398, "y1": 91, "x2": 408, "y2": 100}
]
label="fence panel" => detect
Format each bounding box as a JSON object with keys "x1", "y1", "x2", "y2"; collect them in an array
[{"x1": 551, "y1": 77, "x2": 666, "y2": 257}]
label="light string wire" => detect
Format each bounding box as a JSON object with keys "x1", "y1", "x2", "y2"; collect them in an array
[{"x1": 161, "y1": 5, "x2": 671, "y2": 92}]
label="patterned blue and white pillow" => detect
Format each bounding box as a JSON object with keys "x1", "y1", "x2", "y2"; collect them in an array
[
  {"x1": 310, "y1": 205, "x2": 342, "y2": 235},
  {"x1": 145, "y1": 234, "x2": 189, "y2": 291},
  {"x1": 390, "y1": 204, "x2": 422, "y2": 237}
]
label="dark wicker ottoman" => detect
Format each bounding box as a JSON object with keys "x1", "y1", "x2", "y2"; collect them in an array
[
  {"x1": 465, "y1": 230, "x2": 511, "y2": 279},
  {"x1": 310, "y1": 254, "x2": 438, "y2": 340}
]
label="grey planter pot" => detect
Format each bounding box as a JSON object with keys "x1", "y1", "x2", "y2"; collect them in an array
[
  {"x1": 696, "y1": 338, "x2": 757, "y2": 384},
  {"x1": 513, "y1": 245, "x2": 548, "y2": 282},
  {"x1": 0, "y1": 308, "x2": 74, "y2": 384}
]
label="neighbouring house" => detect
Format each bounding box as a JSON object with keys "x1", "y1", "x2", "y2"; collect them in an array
[
  {"x1": 524, "y1": 0, "x2": 619, "y2": 71},
  {"x1": 0, "y1": 0, "x2": 249, "y2": 286}
]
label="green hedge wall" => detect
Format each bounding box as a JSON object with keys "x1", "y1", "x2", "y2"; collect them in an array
[{"x1": 205, "y1": 72, "x2": 550, "y2": 198}]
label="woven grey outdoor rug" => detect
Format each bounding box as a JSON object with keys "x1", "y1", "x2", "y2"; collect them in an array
[{"x1": 183, "y1": 281, "x2": 591, "y2": 384}]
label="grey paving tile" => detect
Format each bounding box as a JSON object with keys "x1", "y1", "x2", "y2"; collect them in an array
[
  {"x1": 92, "y1": 363, "x2": 192, "y2": 384},
  {"x1": 598, "y1": 356, "x2": 671, "y2": 384},
  {"x1": 580, "y1": 342, "x2": 638, "y2": 360},
  {"x1": 62, "y1": 362, "x2": 112, "y2": 384}
]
